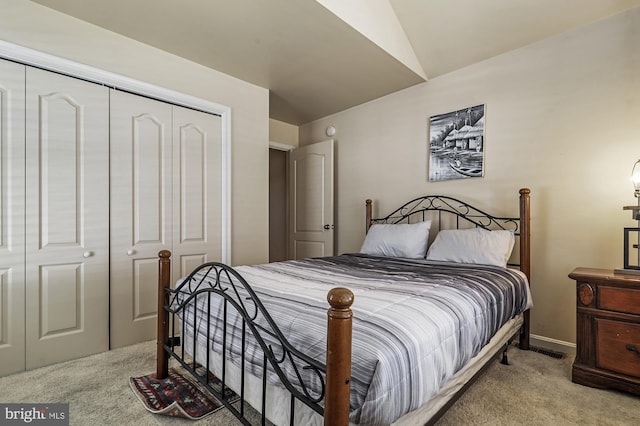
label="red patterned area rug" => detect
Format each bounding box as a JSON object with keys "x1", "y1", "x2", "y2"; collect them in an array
[{"x1": 130, "y1": 368, "x2": 232, "y2": 420}]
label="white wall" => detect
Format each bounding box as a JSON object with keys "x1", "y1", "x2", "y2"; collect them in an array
[
  {"x1": 300, "y1": 7, "x2": 640, "y2": 345},
  {"x1": 0, "y1": 0, "x2": 270, "y2": 266},
  {"x1": 269, "y1": 118, "x2": 299, "y2": 147}
]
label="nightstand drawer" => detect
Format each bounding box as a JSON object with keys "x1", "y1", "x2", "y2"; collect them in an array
[
  {"x1": 596, "y1": 318, "x2": 640, "y2": 378},
  {"x1": 599, "y1": 285, "x2": 640, "y2": 315}
]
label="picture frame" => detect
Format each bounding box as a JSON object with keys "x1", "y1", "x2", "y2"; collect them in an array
[
  {"x1": 428, "y1": 104, "x2": 485, "y2": 182},
  {"x1": 623, "y1": 227, "x2": 640, "y2": 270}
]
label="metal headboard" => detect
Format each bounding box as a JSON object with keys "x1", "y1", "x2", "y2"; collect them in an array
[{"x1": 365, "y1": 188, "x2": 531, "y2": 269}]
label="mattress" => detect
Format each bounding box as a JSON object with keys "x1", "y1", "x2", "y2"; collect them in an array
[{"x1": 173, "y1": 254, "x2": 532, "y2": 425}]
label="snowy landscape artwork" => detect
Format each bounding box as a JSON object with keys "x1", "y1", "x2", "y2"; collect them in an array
[{"x1": 428, "y1": 104, "x2": 485, "y2": 182}]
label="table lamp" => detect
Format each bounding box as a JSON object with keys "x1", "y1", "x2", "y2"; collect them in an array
[{"x1": 616, "y1": 160, "x2": 640, "y2": 274}]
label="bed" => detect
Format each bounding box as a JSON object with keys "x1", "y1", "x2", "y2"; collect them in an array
[{"x1": 156, "y1": 188, "x2": 532, "y2": 426}]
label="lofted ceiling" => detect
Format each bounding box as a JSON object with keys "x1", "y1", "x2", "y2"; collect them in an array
[{"x1": 31, "y1": 0, "x2": 640, "y2": 125}]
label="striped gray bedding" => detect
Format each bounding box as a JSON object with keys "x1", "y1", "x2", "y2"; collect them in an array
[{"x1": 176, "y1": 254, "x2": 532, "y2": 426}]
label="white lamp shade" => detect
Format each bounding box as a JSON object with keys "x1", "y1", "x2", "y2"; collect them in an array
[{"x1": 633, "y1": 160, "x2": 640, "y2": 196}]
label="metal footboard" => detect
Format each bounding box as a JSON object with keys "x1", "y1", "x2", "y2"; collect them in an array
[{"x1": 156, "y1": 250, "x2": 353, "y2": 426}]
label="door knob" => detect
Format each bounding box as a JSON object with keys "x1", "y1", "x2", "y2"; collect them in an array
[
  {"x1": 323, "y1": 224, "x2": 334, "y2": 230},
  {"x1": 127, "y1": 249, "x2": 136, "y2": 256},
  {"x1": 324, "y1": 224, "x2": 330, "y2": 230},
  {"x1": 83, "y1": 251, "x2": 93, "y2": 258}
]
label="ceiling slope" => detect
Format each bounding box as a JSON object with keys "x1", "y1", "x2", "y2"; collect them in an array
[
  {"x1": 31, "y1": 0, "x2": 640, "y2": 125},
  {"x1": 390, "y1": 0, "x2": 640, "y2": 78},
  {"x1": 31, "y1": 0, "x2": 425, "y2": 124}
]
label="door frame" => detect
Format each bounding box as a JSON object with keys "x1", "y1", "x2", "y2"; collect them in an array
[
  {"x1": 269, "y1": 142, "x2": 294, "y2": 261},
  {"x1": 0, "y1": 39, "x2": 232, "y2": 263}
]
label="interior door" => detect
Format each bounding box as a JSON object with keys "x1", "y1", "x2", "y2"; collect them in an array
[
  {"x1": 288, "y1": 140, "x2": 334, "y2": 259},
  {"x1": 25, "y1": 67, "x2": 109, "y2": 369},
  {"x1": 171, "y1": 106, "x2": 222, "y2": 281},
  {"x1": 269, "y1": 148, "x2": 289, "y2": 262},
  {"x1": 110, "y1": 90, "x2": 172, "y2": 348},
  {"x1": 0, "y1": 59, "x2": 26, "y2": 376}
]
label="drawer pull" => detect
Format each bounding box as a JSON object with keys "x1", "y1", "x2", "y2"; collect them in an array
[{"x1": 626, "y1": 344, "x2": 640, "y2": 357}]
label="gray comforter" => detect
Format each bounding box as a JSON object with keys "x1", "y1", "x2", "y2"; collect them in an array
[{"x1": 175, "y1": 254, "x2": 532, "y2": 425}]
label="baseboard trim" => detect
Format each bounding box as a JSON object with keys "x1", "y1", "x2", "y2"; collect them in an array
[{"x1": 530, "y1": 334, "x2": 576, "y2": 355}]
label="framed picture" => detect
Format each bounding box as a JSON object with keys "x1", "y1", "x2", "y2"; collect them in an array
[
  {"x1": 428, "y1": 104, "x2": 485, "y2": 182},
  {"x1": 623, "y1": 227, "x2": 640, "y2": 270}
]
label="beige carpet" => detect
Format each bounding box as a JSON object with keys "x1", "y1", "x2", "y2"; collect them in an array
[
  {"x1": 0, "y1": 341, "x2": 638, "y2": 425},
  {"x1": 0, "y1": 342, "x2": 241, "y2": 426},
  {"x1": 436, "y1": 347, "x2": 640, "y2": 426}
]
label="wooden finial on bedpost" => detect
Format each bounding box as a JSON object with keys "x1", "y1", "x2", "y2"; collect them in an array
[
  {"x1": 518, "y1": 188, "x2": 531, "y2": 350},
  {"x1": 365, "y1": 199, "x2": 373, "y2": 234},
  {"x1": 156, "y1": 250, "x2": 172, "y2": 379},
  {"x1": 519, "y1": 188, "x2": 531, "y2": 281},
  {"x1": 325, "y1": 287, "x2": 354, "y2": 426}
]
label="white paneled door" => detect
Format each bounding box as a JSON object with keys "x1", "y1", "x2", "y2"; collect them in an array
[
  {"x1": 0, "y1": 60, "x2": 26, "y2": 377},
  {"x1": 289, "y1": 140, "x2": 334, "y2": 259},
  {"x1": 110, "y1": 91, "x2": 223, "y2": 348},
  {"x1": 110, "y1": 90, "x2": 173, "y2": 349},
  {"x1": 0, "y1": 54, "x2": 227, "y2": 375},
  {"x1": 25, "y1": 67, "x2": 109, "y2": 369},
  {"x1": 171, "y1": 106, "x2": 222, "y2": 281}
]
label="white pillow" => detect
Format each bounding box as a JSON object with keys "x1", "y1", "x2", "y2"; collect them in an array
[
  {"x1": 360, "y1": 221, "x2": 432, "y2": 259},
  {"x1": 426, "y1": 228, "x2": 515, "y2": 267}
]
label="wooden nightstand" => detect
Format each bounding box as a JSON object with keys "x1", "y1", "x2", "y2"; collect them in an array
[{"x1": 569, "y1": 267, "x2": 640, "y2": 395}]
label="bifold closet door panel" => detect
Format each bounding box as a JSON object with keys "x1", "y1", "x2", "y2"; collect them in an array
[
  {"x1": 0, "y1": 59, "x2": 26, "y2": 377},
  {"x1": 25, "y1": 67, "x2": 109, "y2": 369},
  {"x1": 110, "y1": 90, "x2": 172, "y2": 349},
  {"x1": 171, "y1": 106, "x2": 222, "y2": 282}
]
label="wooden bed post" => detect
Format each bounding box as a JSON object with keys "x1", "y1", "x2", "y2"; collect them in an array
[
  {"x1": 518, "y1": 188, "x2": 531, "y2": 350},
  {"x1": 365, "y1": 199, "x2": 373, "y2": 233},
  {"x1": 324, "y1": 287, "x2": 355, "y2": 426},
  {"x1": 156, "y1": 250, "x2": 172, "y2": 379}
]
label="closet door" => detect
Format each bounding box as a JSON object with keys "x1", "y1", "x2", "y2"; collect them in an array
[
  {"x1": 25, "y1": 67, "x2": 109, "y2": 369},
  {"x1": 172, "y1": 106, "x2": 222, "y2": 280},
  {"x1": 0, "y1": 60, "x2": 26, "y2": 377},
  {"x1": 110, "y1": 90, "x2": 172, "y2": 348}
]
